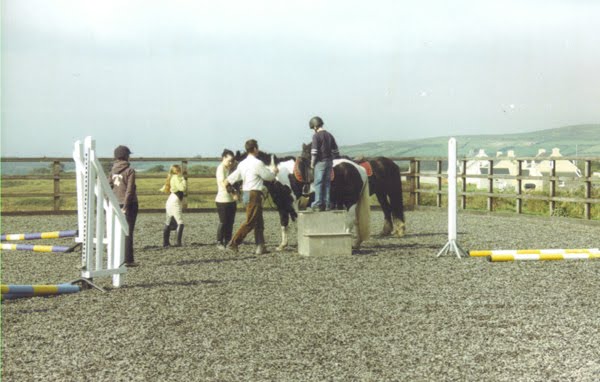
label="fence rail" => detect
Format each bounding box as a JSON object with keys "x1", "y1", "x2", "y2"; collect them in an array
[{"x1": 2, "y1": 155, "x2": 600, "y2": 219}]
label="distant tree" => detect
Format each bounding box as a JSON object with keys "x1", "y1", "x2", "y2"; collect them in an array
[
  {"x1": 146, "y1": 165, "x2": 166, "y2": 173},
  {"x1": 29, "y1": 162, "x2": 65, "y2": 175},
  {"x1": 30, "y1": 167, "x2": 52, "y2": 175},
  {"x1": 188, "y1": 165, "x2": 214, "y2": 176}
]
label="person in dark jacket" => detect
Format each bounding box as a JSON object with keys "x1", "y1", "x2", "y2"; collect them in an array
[
  {"x1": 309, "y1": 116, "x2": 339, "y2": 211},
  {"x1": 108, "y1": 145, "x2": 139, "y2": 267}
]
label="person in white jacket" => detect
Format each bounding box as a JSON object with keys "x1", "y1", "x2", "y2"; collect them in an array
[
  {"x1": 161, "y1": 164, "x2": 187, "y2": 247},
  {"x1": 223, "y1": 139, "x2": 278, "y2": 254},
  {"x1": 215, "y1": 149, "x2": 238, "y2": 250}
]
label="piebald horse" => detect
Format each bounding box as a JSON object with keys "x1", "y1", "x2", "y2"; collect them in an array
[{"x1": 236, "y1": 150, "x2": 371, "y2": 250}]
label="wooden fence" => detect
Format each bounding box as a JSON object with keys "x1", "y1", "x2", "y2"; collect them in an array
[{"x1": 2, "y1": 155, "x2": 600, "y2": 219}]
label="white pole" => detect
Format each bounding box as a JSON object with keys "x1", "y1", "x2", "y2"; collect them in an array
[
  {"x1": 448, "y1": 138, "x2": 457, "y2": 242},
  {"x1": 73, "y1": 141, "x2": 85, "y2": 244},
  {"x1": 437, "y1": 138, "x2": 468, "y2": 258}
]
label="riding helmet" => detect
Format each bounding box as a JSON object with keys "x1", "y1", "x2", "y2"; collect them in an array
[{"x1": 309, "y1": 116, "x2": 324, "y2": 130}]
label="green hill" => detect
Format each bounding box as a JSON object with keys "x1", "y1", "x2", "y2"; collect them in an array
[{"x1": 335, "y1": 124, "x2": 600, "y2": 158}]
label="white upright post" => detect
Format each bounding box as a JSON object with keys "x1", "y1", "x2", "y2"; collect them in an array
[
  {"x1": 73, "y1": 136, "x2": 128, "y2": 289},
  {"x1": 437, "y1": 138, "x2": 468, "y2": 258},
  {"x1": 73, "y1": 141, "x2": 85, "y2": 244},
  {"x1": 82, "y1": 137, "x2": 97, "y2": 271}
]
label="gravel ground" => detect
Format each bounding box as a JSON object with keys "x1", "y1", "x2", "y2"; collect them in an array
[{"x1": 2, "y1": 209, "x2": 600, "y2": 382}]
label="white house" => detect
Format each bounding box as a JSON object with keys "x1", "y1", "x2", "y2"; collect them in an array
[
  {"x1": 464, "y1": 149, "x2": 490, "y2": 189},
  {"x1": 466, "y1": 147, "x2": 581, "y2": 191},
  {"x1": 531, "y1": 148, "x2": 582, "y2": 181}
]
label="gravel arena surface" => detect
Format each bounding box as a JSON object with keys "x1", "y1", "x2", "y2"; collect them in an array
[{"x1": 2, "y1": 209, "x2": 600, "y2": 382}]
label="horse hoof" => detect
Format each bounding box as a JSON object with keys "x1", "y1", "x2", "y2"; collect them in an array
[
  {"x1": 393, "y1": 223, "x2": 406, "y2": 237},
  {"x1": 381, "y1": 221, "x2": 393, "y2": 236}
]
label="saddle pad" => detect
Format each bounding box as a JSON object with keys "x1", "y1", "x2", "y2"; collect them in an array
[{"x1": 358, "y1": 161, "x2": 373, "y2": 177}]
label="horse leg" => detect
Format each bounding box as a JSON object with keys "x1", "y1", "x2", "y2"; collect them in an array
[
  {"x1": 344, "y1": 204, "x2": 355, "y2": 234},
  {"x1": 375, "y1": 191, "x2": 393, "y2": 236},
  {"x1": 345, "y1": 204, "x2": 363, "y2": 249},
  {"x1": 276, "y1": 226, "x2": 289, "y2": 251},
  {"x1": 276, "y1": 210, "x2": 290, "y2": 251}
]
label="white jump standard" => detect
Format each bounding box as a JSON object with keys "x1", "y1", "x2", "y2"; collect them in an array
[
  {"x1": 437, "y1": 137, "x2": 468, "y2": 258},
  {"x1": 72, "y1": 136, "x2": 129, "y2": 289},
  {"x1": 2, "y1": 137, "x2": 128, "y2": 299}
]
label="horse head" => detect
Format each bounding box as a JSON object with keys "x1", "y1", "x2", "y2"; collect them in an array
[{"x1": 300, "y1": 142, "x2": 311, "y2": 160}]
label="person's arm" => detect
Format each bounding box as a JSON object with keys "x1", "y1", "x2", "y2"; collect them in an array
[
  {"x1": 226, "y1": 167, "x2": 241, "y2": 187},
  {"x1": 124, "y1": 169, "x2": 136, "y2": 210},
  {"x1": 331, "y1": 136, "x2": 340, "y2": 159},
  {"x1": 181, "y1": 177, "x2": 187, "y2": 193},
  {"x1": 216, "y1": 166, "x2": 225, "y2": 188},
  {"x1": 311, "y1": 134, "x2": 318, "y2": 168},
  {"x1": 171, "y1": 175, "x2": 187, "y2": 193},
  {"x1": 258, "y1": 162, "x2": 278, "y2": 181}
]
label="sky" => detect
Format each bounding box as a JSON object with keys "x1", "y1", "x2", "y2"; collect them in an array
[{"x1": 2, "y1": 0, "x2": 600, "y2": 157}]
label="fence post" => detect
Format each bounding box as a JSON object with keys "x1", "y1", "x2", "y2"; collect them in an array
[
  {"x1": 549, "y1": 159, "x2": 556, "y2": 216},
  {"x1": 436, "y1": 160, "x2": 442, "y2": 207},
  {"x1": 584, "y1": 160, "x2": 591, "y2": 220},
  {"x1": 53, "y1": 160, "x2": 61, "y2": 212},
  {"x1": 415, "y1": 160, "x2": 421, "y2": 207},
  {"x1": 181, "y1": 160, "x2": 189, "y2": 210},
  {"x1": 408, "y1": 159, "x2": 417, "y2": 209},
  {"x1": 516, "y1": 160, "x2": 522, "y2": 214},
  {"x1": 461, "y1": 160, "x2": 467, "y2": 209},
  {"x1": 487, "y1": 159, "x2": 494, "y2": 212}
]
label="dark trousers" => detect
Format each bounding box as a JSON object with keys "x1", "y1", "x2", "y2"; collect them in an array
[
  {"x1": 216, "y1": 202, "x2": 237, "y2": 245},
  {"x1": 122, "y1": 202, "x2": 138, "y2": 263},
  {"x1": 231, "y1": 191, "x2": 264, "y2": 246}
]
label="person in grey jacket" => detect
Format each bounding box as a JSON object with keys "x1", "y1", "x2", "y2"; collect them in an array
[{"x1": 108, "y1": 145, "x2": 139, "y2": 267}]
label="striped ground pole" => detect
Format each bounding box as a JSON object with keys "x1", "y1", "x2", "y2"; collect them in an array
[
  {"x1": 488, "y1": 252, "x2": 600, "y2": 262},
  {"x1": 1, "y1": 230, "x2": 78, "y2": 241},
  {"x1": 0, "y1": 243, "x2": 75, "y2": 253},
  {"x1": 469, "y1": 248, "x2": 600, "y2": 257},
  {"x1": 1, "y1": 283, "x2": 81, "y2": 300}
]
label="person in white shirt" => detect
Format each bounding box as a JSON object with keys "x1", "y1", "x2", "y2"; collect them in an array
[
  {"x1": 215, "y1": 149, "x2": 238, "y2": 250},
  {"x1": 223, "y1": 139, "x2": 278, "y2": 254}
]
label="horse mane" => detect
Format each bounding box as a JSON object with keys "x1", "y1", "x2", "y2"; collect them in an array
[{"x1": 235, "y1": 149, "x2": 293, "y2": 165}]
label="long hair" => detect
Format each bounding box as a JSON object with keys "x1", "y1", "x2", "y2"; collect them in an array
[{"x1": 163, "y1": 165, "x2": 182, "y2": 194}]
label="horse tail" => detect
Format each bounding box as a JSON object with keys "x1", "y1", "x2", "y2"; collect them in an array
[
  {"x1": 356, "y1": 177, "x2": 371, "y2": 243},
  {"x1": 387, "y1": 160, "x2": 406, "y2": 236}
]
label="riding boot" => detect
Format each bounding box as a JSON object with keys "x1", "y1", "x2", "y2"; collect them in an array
[
  {"x1": 175, "y1": 224, "x2": 184, "y2": 247},
  {"x1": 163, "y1": 225, "x2": 171, "y2": 247}
]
